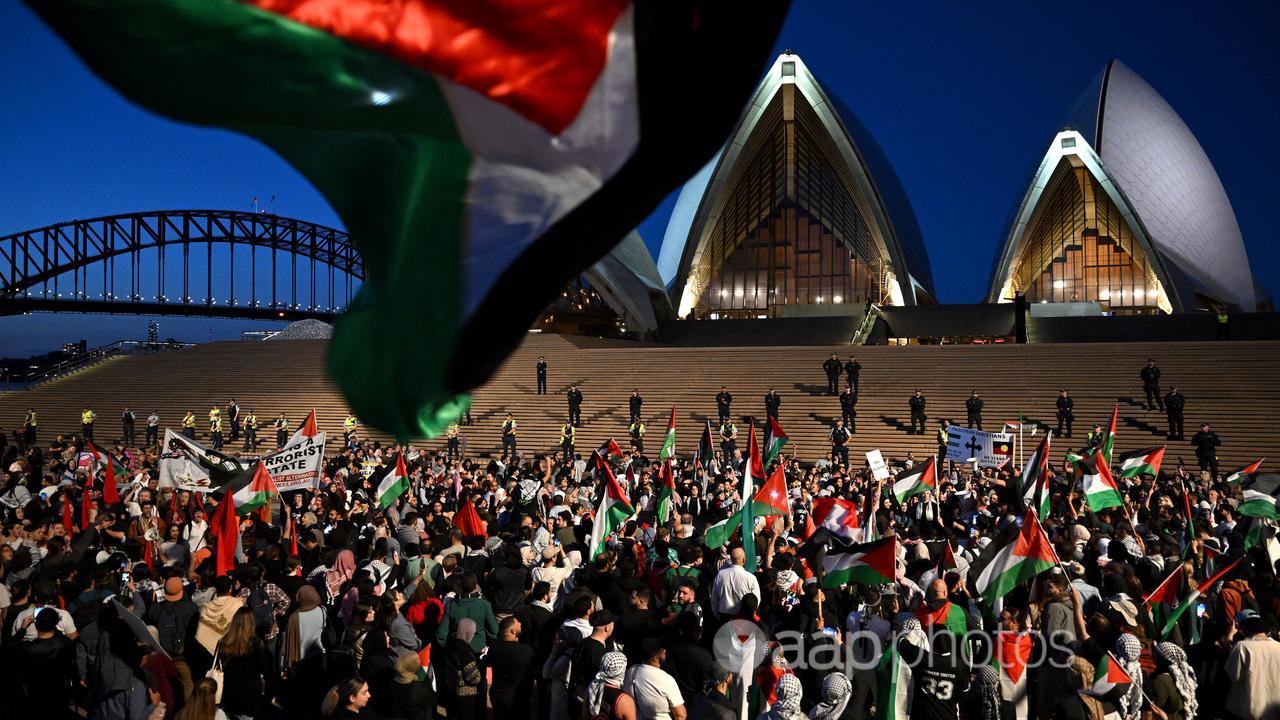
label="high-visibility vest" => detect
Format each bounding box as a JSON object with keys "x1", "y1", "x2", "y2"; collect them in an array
[
  {"x1": 244, "y1": 414, "x2": 257, "y2": 429},
  {"x1": 938, "y1": 428, "x2": 948, "y2": 445},
  {"x1": 502, "y1": 420, "x2": 517, "y2": 435},
  {"x1": 82, "y1": 410, "x2": 95, "y2": 424},
  {"x1": 25, "y1": 411, "x2": 36, "y2": 427},
  {"x1": 630, "y1": 423, "x2": 646, "y2": 438},
  {"x1": 344, "y1": 416, "x2": 358, "y2": 431},
  {"x1": 276, "y1": 418, "x2": 289, "y2": 431},
  {"x1": 446, "y1": 423, "x2": 459, "y2": 438},
  {"x1": 209, "y1": 408, "x2": 220, "y2": 422},
  {"x1": 183, "y1": 414, "x2": 196, "y2": 428},
  {"x1": 720, "y1": 424, "x2": 736, "y2": 439},
  {"x1": 561, "y1": 425, "x2": 575, "y2": 443},
  {"x1": 211, "y1": 417, "x2": 222, "y2": 432},
  {"x1": 1217, "y1": 311, "x2": 1229, "y2": 324}
]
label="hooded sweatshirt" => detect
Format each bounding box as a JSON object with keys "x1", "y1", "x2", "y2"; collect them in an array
[{"x1": 195, "y1": 595, "x2": 244, "y2": 654}]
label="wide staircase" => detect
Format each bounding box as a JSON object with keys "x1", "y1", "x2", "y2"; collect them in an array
[{"x1": 2, "y1": 334, "x2": 1277, "y2": 469}]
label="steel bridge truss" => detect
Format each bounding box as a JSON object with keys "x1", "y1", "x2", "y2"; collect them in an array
[{"x1": 0, "y1": 210, "x2": 364, "y2": 321}]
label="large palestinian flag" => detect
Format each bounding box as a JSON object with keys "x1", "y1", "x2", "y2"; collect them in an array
[
  {"x1": 1143, "y1": 564, "x2": 1184, "y2": 639},
  {"x1": 375, "y1": 453, "x2": 411, "y2": 509},
  {"x1": 589, "y1": 451, "x2": 635, "y2": 558},
  {"x1": 1238, "y1": 489, "x2": 1280, "y2": 520},
  {"x1": 1019, "y1": 432, "x2": 1051, "y2": 517},
  {"x1": 655, "y1": 459, "x2": 677, "y2": 525},
  {"x1": 1224, "y1": 459, "x2": 1264, "y2": 485},
  {"x1": 231, "y1": 461, "x2": 279, "y2": 517},
  {"x1": 1153, "y1": 556, "x2": 1243, "y2": 640},
  {"x1": 972, "y1": 508, "x2": 1058, "y2": 600},
  {"x1": 892, "y1": 457, "x2": 937, "y2": 506},
  {"x1": 1080, "y1": 450, "x2": 1125, "y2": 512},
  {"x1": 696, "y1": 421, "x2": 716, "y2": 469},
  {"x1": 658, "y1": 407, "x2": 677, "y2": 462},
  {"x1": 763, "y1": 416, "x2": 790, "y2": 468},
  {"x1": 821, "y1": 536, "x2": 898, "y2": 588},
  {"x1": 1116, "y1": 446, "x2": 1165, "y2": 479},
  {"x1": 32, "y1": 0, "x2": 787, "y2": 440}
]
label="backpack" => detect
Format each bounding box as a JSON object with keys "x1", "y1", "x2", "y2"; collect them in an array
[
  {"x1": 154, "y1": 602, "x2": 186, "y2": 657},
  {"x1": 247, "y1": 585, "x2": 274, "y2": 636}
]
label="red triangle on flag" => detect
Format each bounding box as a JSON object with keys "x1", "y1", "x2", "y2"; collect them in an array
[
  {"x1": 751, "y1": 465, "x2": 790, "y2": 518},
  {"x1": 1105, "y1": 653, "x2": 1132, "y2": 684},
  {"x1": 299, "y1": 409, "x2": 319, "y2": 437},
  {"x1": 1144, "y1": 564, "x2": 1184, "y2": 608},
  {"x1": 1013, "y1": 509, "x2": 1059, "y2": 564},
  {"x1": 453, "y1": 499, "x2": 487, "y2": 538}
]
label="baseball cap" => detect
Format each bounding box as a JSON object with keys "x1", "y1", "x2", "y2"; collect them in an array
[{"x1": 1236, "y1": 609, "x2": 1260, "y2": 626}]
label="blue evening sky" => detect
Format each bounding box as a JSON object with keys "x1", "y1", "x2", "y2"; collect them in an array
[{"x1": 1, "y1": 1, "x2": 1277, "y2": 356}]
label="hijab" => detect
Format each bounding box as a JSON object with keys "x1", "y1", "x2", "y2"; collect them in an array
[
  {"x1": 807, "y1": 673, "x2": 851, "y2": 720},
  {"x1": 325, "y1": 549, "x2": 356, "y2": 599},
  {"x1": 281, "y1": 585, "x2": 322, "y2": 669},
  {"x1": 587, "y1": 651, "x2": 628, "y2": 718}
]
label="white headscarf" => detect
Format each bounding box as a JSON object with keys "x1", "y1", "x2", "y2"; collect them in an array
[{"x1": 1115, "y1": 633, "x2": 1144, "y2": 720}]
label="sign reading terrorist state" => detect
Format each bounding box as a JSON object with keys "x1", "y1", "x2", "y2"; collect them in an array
[
  {"x1": 159, "y1": 429, "x2": 325, "y2": 492},
  {"x1": 945, "y1": 426, "x2": 1014, "y2": 468}
]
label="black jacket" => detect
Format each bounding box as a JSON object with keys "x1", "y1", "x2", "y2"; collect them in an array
[
  {"x1": 764, "y1": 393, "x2": 781, "y2": 412},
  {"x1": 1166, "y1": 392, "x2": 1186, "y2": 413},
  {"x1": 840, "y1": 391, "x2": 858, "y2": 410},
  {"x1": 1141, "y1": 366, "x2": 1161, "y2": 387},
  {"x1": 909, "y1": 395, "x2": 926, "y2": 412},
  {"x1": 823, "y1": 358, "x2": 842, "y2": 377},
  {"x1": 715, "y1": 391, "x2": 733, "y2": 408},
  {"x1": 629, "y1": 395, "x2": 643, "y2": 413},
  {"x1": 1057, "y1": 396, "x2": 1074, "y2": 413},
  {"x1": 966, "y1": 397, "x2": 983, "y2": 414},
  {"x1": 844, "y1": 359, "x2": 862, "y2": 377},
  {"x1": 1191, "y1": 431, "x2": 1221, "y2": 458},
  {"x1": 567, "y1": 389, "x2": 583, "y2": 408}
]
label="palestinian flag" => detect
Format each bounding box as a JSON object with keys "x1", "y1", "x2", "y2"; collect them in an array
[
  {"x1": 1143, "y1": 564, "x2": 1184, "y2": 638},
  {"x1": 1154, "y1": 556, "x2": 1243, "y2": 642},
  {"x1": 588, "y1": 454, "x2": 635, "y2": 559},
  {"x1": 746, "y1": 421, "x2": 764, "y2": 482},
  {"x1": 1116, "y1": 446, "x2": 1165, "y2": 478},
  {"x1": 375, "y1": 453, "x2": 410, "y2": 510},
  {"x1": 1019, "y1": 432, "x2": 1051, "y2": 517},
  {"x1": 877, "y1": 634, "x2": 916, "y2": 720},
  {"x1": 936, "y1": 541, "x2": 958, "y2": 573},
  {"x1": 1178, "y1": 476, "x2": 1197, "y2": 556},
  {"x1": 811, "y1": 497, "x2": 862, "y2": 543},
  {"x1": 916, "y1": 599, "x2": 968, "y2": 636},
  {"x1": 453, "y1": 499, "x2": 487, "y2": 538},
  {"x1": 702, "y1": 513, "x2": 741, "y2": 550},
  {"x1": 658, "y1": 407, "x2": 677, "y2": 461},
  {"x1": 598, "y1": 439, "x2": 626, "y2": 467},
  {"x1": 972, "y1": 508, "x2": 1058, "y2": 600},
  {"x1": 85, "y1": 441, "x2": 123, "y2": 505},
  {"x1": 1238, "y1": 489, "x2": 1280, "y2": 520},
  {"x1": 739, "y1": 444, "x2": 758, "y2": 572},
  {"x1": 289, "y1": 409, "x2": 319, "y2": 445},
  {"x1": 209, "y1": 486, "x2": 243, "y2": 577},
  {"x1": 996, "y1": 630, "x2": 1032, "y2": 720},
  {"x1": 1100, "y1": 404, "x2": 1118, "y2": 464},
  {"x1": 31, "y1": 0, "x2": 787, "y2": 441},
  {"x1": 696, "y1": 421, "x2": 715, "y2": 468},
  {"x1": 892, "y1": 457, "x2": 937, "y2": 506},
  {"x1": 1245, "y1": 519, "x2": 1280, "y2": 573},
  {"x1": 1080, "y1": 451, "x2": 1125, "y2": 512},
  {"x1": 751, "y1": 465, "x2": 790, "y2": 519},
  {"x1": 821, "y1": 536, "x2": 897, "y2": 588},
  {"x1": 656, "y1": 459, "x2": 677, "y2": 525},
  {"x1": 231, "y1": 461, "x2": 279, "y2": 517},
  {"x1": 1224, "y1": 459, "x2": 1264, "y2": 485},
  {"x1": 1087, "y1": 652, "x2": 1133, "y2": 697},
  {"x1": 763, "y1": 416, "x2": 790, "y2": 468}
]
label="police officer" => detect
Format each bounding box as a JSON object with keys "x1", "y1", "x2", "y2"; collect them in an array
[
  {"x1": 121, "y1": 407, "x2": 136, "y2": 446},
  {"x1": 560, "y1": 421, "x2": 576, "y2": 457},
  {"x1": 81, "y1": 406, "x2": 97, "y2": 441},
  {"x1": 501, "y1": 413, "x2": 518, "y2": 460},
  {"x1": 208, "y1": 405, "x2": 221, "y2": 444},
  {"x1": 445, "y1": 421, "x2": 461, "y2": 459},
  {"x1": 839, "y1": 385, "x2": 858, "y2": 432},
  {"x1": 763, "y1": 387, "x2": 781, "y2": 421},
  {"x1": 965, "y1": 391, "x2": 984, "y2": 430},
  {"x1": 1191, "y1": 422, "x2": 1221, "y2": 477},
  {"x1": 937, "y1": 419, "x2": 951, "y2": 461},
  {"x1": 274, "y1": 413, "x2": 289, "y2": 448},
  {"x1": 145, "y1": 410, "x2": 160, "y2": 447},
  {"x1": 829, "y1": 418, "x2": 851, "y2": 468},
  {"x1": 567, "y1": 385, "x2": 584, "y2": 427},
  {"x1": 629, "y1": 420, "x2": 646, "y2": 455},
  {"x1": 715, "y1": 386, "x2": 733, "y2": 424},
  {"x1": 629, "y1": 389, "x2": 644, "y2": 424},
  {"x1": 227, "y1": 399, "x2": 240, "y2": 441},
  {"x1": 1164, "y1": 385, "x2": 1186, "y2": 440},
  {"x1": 1140, "y1": 359, "x2": 1163, "y2": 411},
  {"x1": 210, "y1": 413, "x2": 224, "y2": 450},
  {"x1": 344, "y1": 415, "x2": 358, "y2": 443},
  {"x1": 536, "y1": 356, "x2": 548, "y2": 395},
  {"x1": 844, "y1": 355, "x2": 862, "y2": 394},
  {"x1": 908, "y1": 390, "x2": 927, "y2": 435},
  {"x1": 23, "y1": 408, "x2": 37, "y2": 446},
  {"x1": 1056, "y1": 389, "x2": 1074, "y2": 438},
  {"x1": 823, "y1": 353, "x2": 842, "y2": 395},
  {"x1": 719, "y1": 419, "x2": 738, "y2": 460},
  {"x1": 1215, "y1": 308, "x2": 1230, "y2": 340},
  {"x1": 243, "y1": 410, "x2": 258, "y2": 451},
  {"x1": 1086, "y1": 424, "x2": 1105, "y2": 453},
  {"x1": 182, "y1": 410, "x2": 197, "y2": 440}
]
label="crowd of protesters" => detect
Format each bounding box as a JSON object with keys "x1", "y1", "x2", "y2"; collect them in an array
[{"x1": 1, "y1": 401, "x2": 1279, "y2": 720}]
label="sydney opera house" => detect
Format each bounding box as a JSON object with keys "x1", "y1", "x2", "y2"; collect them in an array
[{"x1": 539, "y1": 53, "x2": 1261, "y2": 343}]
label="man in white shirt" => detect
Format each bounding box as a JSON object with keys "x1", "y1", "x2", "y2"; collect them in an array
[
  {"x1": 710, "y1": 547, "x2": 761, "y2": 619},
  {"x1": 532, "y1": 546, "x2": 573, "y2": 608},
  {"x1": 11, "y1": 581, "x2": 78, "y2": 641},
  {"x1": 624, "y1": 638, "x2": 686, "y2": 720}
]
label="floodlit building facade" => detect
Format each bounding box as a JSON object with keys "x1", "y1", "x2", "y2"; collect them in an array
[
  {"x1": 989, "y1": 60, "x2": 1257, "y2": 314},
  {"x1": 658, "y1": 53, "x2": 934, "y2": 320}
]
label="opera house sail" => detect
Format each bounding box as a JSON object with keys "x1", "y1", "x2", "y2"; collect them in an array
[
  {"x1": 989, "y1": 60, "x2": 1256, "y2": 314},
  {"x1": 658, "y1": 53, "x2": 933, "y2": 320}
]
